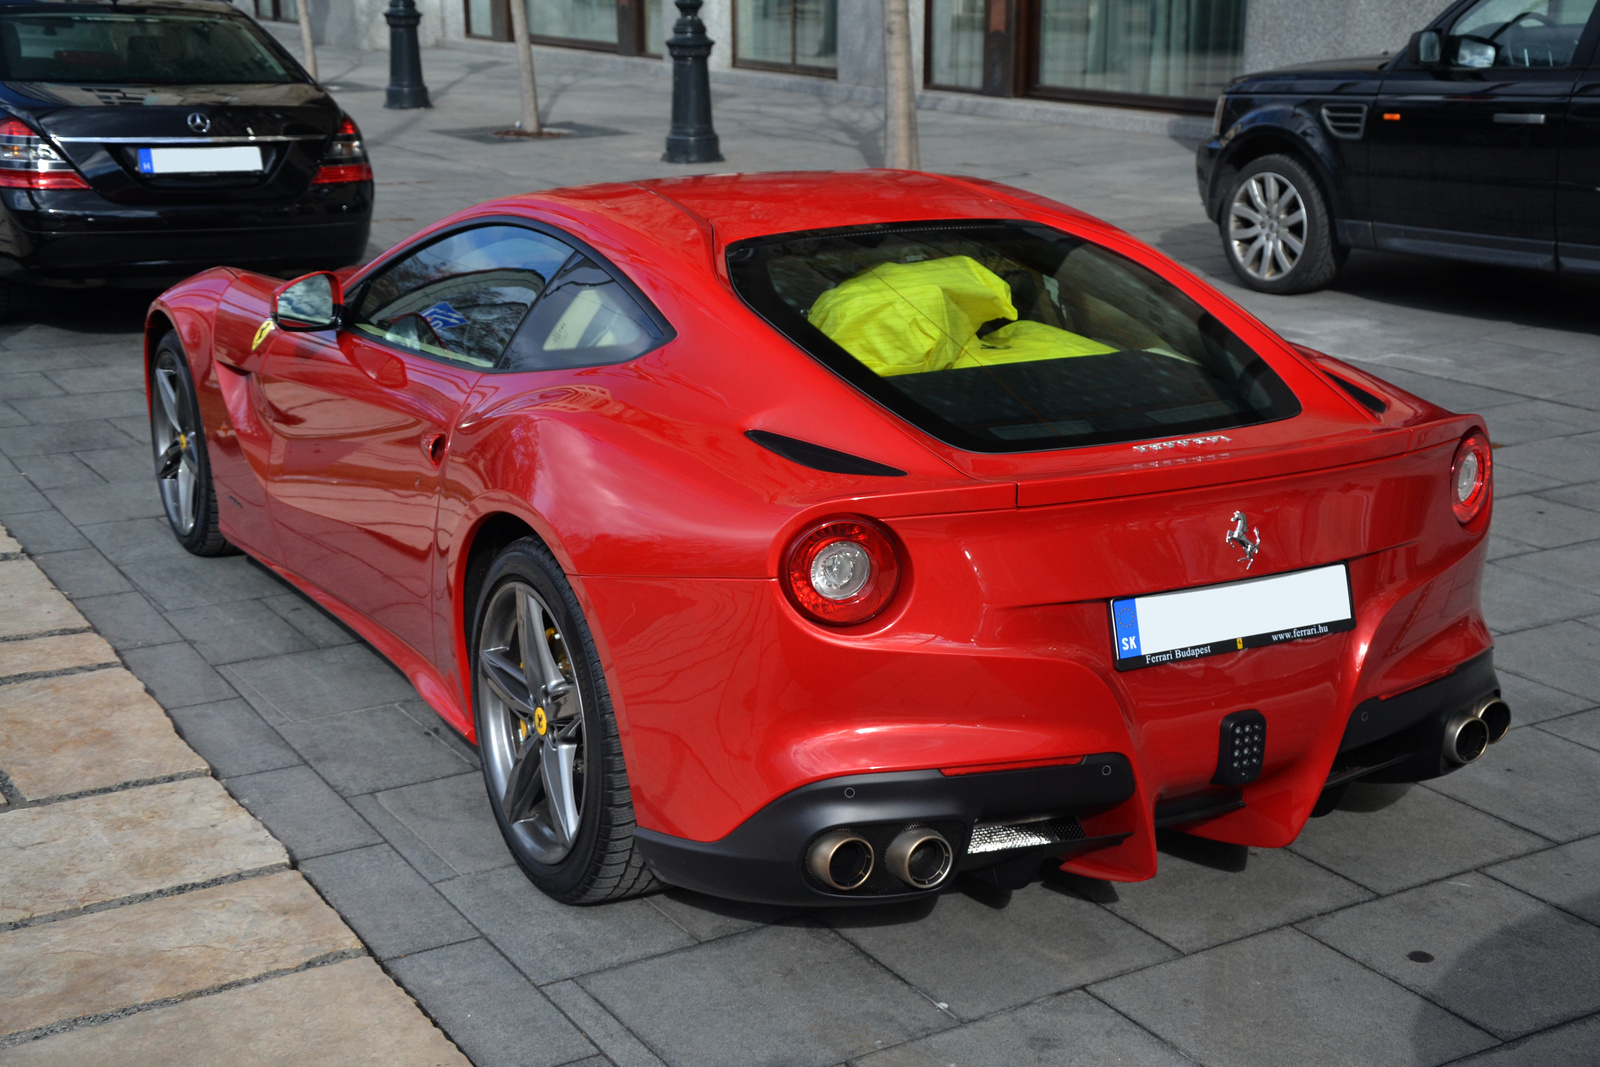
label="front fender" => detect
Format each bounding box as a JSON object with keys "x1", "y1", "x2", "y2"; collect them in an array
[{"x1": 1207, "y1": 102, "x2": 1354, "y2": 221}]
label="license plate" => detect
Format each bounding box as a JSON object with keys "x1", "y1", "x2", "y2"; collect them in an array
[
  {"x1": 1111, "y1": 564, "x2": 1353, "y2": 671},
  {"x1": 136, "y1": 146, "x2": 262, "y2": 174}
]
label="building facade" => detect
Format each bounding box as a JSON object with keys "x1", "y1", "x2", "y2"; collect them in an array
[{"x1": 250, "y1": 0, "x2": 1446, "y2": 116}]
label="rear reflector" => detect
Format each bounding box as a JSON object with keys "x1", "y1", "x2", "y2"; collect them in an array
[{"x1": 312, "y1": 163, "x2": 374, "y2": 184}]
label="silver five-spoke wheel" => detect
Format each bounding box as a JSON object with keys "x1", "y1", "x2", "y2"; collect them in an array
[
  {"x1": 478, "y1": 579, "x2": 587, "y2": 864},
  {"x1": 149, "y1": 334, "x2": 229, "y2": 556},
  {"x1": 1228, "y1": 170, "x2": 1306, "y2": 283},
  {"x1": 151, "y1": 350, "x2": 200, "y2": 536}
]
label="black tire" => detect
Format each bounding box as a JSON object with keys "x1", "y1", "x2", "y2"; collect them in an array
[
  {"x1": 1220, "y1": 153, "x2": 1342, "y2": 295},
  {"x1": 0, "y1": 282, "x2": 10, "y2": 324},
  {"x1": 150, "y1": 332, "x2": 232, "y2": 556},
  {"x1": 471, "y1": 537, "x2": 659, "y2": 904}
]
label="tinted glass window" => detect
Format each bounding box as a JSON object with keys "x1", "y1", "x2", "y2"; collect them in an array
[
  {"x1": 727, "y1": 221, "x2": 1299, "y2": 453},
  {"x1": 0, "y1": 14, "x2": 295, "y2": 84},
  {"x1": 353, "y1": 226, "x2": 575, "y2": 368},
  {"x1": 1449, "y1": 0, "x2": 1597, "y2": 68},
  {"x1": 501, "y1": 258, "x2": 663, "y2": 371}
]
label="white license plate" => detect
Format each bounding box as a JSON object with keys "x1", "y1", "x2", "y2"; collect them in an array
[
  {"x1": 136, "y1": 146, "x2": 262, "y2": 175},
  {"x1": 1111, "y1": 564, "x2": 1353, "y2": 671}
]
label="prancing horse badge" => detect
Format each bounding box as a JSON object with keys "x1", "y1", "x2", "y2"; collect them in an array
[{"x1": 1226, "y1": 511, "x2": 1261, "y2": 569}]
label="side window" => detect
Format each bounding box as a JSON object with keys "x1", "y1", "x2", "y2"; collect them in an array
[
  {"x1": 1448, "y1": 0, "x2": 1598, "y2": 68},
  {"x1": 351, "y1": 225, "x2": 574, "y2": 367},
  {"x1": 500, "y1": 257, "x2": 664, "y2": 371}
]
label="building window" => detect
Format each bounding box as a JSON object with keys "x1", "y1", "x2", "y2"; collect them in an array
[
  {"x1": 925, "y1": 0, "x2": 1244, "y2": 111},
  {"x1": 734, "y1": 0, "x2": 838, "y2": 76},
  {"x1": 466, "y1": 0, "x2": 509, "y2": 39},
  {"x1": 927, "y1": 0, "x2": 984, "y2": 90},
  {"x1": 1032, "y1": 0, "x2": 1246, "y2": 106},
  {"x1": 252, "y1": 0, "x2": 299, "y2": 23},
  {"x1": 529, "y1": 0, "x2": 620, "y2": 46},
  {"x1": 463, "y1": 0, "x2": 660, "y2": 55}
]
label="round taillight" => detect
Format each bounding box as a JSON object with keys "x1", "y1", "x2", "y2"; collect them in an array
[
  {"x1": 1450, "y1": 431, "x2": 1491, "y2": 525},
  {"x1": 783, "y1": 518, "x2": 901, "y2": 626}
]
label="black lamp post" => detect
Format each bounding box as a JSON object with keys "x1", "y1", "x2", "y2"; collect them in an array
[
  {"x1": 662, "y1": 0, "x2": 721, "y2": 163},
  {"x1": 384, "y1": 0, "x2": 431, "y2": 110}
]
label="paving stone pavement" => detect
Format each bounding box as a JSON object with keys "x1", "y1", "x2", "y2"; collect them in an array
[
  {"x1": 0, "y1": 525, "x2": 471, "y2": 1062},
  {"x1": 2, "y1": 38, "x2": 1598, "y2": 1067}
]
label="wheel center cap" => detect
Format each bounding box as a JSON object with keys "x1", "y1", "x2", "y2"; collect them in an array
[{"x1": 534, "y1": 707, "x2": 548, "y2": 736}]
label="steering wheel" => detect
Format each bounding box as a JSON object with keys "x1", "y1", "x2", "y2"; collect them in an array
[{"x1": 1489, "y1": 9, "x2": 1555, "y2": 40}]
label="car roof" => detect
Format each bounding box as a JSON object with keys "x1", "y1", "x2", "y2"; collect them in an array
[
  {"x1": 507, "y1": 170, "x2": 1103, "y2": 259},
  {"x1": 0, "y1": 0, "x2": 242, "y2": 13}
]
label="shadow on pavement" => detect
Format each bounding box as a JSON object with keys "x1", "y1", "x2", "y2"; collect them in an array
[
  {"x1": 1158, "y1": 219, "x2": 1600, "y2": 337},
  {"x1": 2, "y1": 284, "x2": 156, "y2": 335},
  {"x1": 1408, "y1": 884, "x2": 1600, "y2": 1064}
]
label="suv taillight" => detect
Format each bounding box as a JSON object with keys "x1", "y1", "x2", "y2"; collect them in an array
[
  {"x1": 1450, "y1": 431, "x2": 1491, "y2": 525},
  {"x1": 0, "y1": 117, "x2": 89, "y2": 190},
  {"x1": 312, "y1": 115, "x2": 371, "y2": 184}
]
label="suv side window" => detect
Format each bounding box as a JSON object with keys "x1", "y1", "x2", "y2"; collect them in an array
[
  {"x1": 351, "y1": 225, "x2": 574, "y2": 367},
  {"x1": 500, "y1": 256, "x2": 664, "y2": 371},
  {"x1": 1448, "y1": 0, "x2": 1599, "y2": 68}
]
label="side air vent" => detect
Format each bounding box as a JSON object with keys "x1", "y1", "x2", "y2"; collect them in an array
[
  {"x1": 1329, "y1": 374, "x2": 1388, "y2": 413},
  {"x1": 746, "y1": 430, "x2": 908, "y2": 477},
  {"x1": 1321, "y1": 103, "x2": 1368, "y2": 140}
]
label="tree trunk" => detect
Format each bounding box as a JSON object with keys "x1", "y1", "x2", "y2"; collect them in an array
[
  {"x1": 507, "y1": 0, "x2": 542, "y2": 134},
  {"x1": 882, "y1": 0, "x2": 919, "y2": 169},
  {"x1": 296, "y1": 0, "x2": 318, "y2": 82}
]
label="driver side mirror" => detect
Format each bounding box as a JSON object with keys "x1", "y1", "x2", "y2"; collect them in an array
[
  {"x1": 1414, "y1": 29, "x2": 1442, "y2": 65},
  {"x1": 275, "y1": 271, "x2": 342, "y2": 332}
]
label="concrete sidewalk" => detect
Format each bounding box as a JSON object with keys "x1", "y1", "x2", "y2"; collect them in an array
[
  {"x1": 1, "y1": 37, "x2": 1599, "y2": 1067},
  {"x1": 0, "y1": 523, "x2": 469, "y2": 1064}
]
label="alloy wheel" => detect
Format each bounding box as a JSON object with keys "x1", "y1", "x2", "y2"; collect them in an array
[
  {"x1": 151, "y1": 352, "x2": 200, "y2": 536},
  {"x1": 1228, "y1": 171, "x2": 1307, "y2": 282},
  {"x1": 478, "y1": 579, "x2": 586, "y2": 864}
]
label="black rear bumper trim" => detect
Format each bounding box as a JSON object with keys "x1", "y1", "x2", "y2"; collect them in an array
[{"x1": 635, "y1": 754, "x2": 1135, "y2": 906}]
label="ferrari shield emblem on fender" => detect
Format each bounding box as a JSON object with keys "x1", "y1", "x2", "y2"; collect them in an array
[
  {"x1": 1226, "y1": 511, "x2": 1261, "y2": 569},
  {"x1": 252, "y1": 318, "x2": 274, "y2": 350}
]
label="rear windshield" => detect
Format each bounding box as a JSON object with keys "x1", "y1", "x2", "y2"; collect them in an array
[
  {"x1": 727, "y1": 221, "x2": 1300, "y2": 453},
  {"x1": 0, "y1": 13, "x2": 296, "y2": 85}
]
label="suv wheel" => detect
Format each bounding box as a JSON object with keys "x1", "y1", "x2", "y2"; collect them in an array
[{"x1": 1222, "y1": 154, "x2": 1342, "y2": 294}]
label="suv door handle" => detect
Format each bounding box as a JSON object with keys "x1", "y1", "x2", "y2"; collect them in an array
[{"x1": 1494, "y1": 112, "x2": 1546, "y2": 124}]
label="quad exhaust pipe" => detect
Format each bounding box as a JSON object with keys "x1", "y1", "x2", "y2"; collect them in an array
[
  {"x1": 807, "y1": 827, "x2": 956, "y2": 892},
  {"x1": 885, "y1": 828, "x2": 953, "y2": 890},
  {"x1": 806, "y1": 831, "x2": 874, "y2": 891},
  {"x1": 1444, "y1": 696, "x2": 1513, "y2": 765}
]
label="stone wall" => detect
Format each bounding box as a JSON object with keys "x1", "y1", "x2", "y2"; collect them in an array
[{"x1": 1242, "y1": 0, "x2": 1446, "y2": 72}]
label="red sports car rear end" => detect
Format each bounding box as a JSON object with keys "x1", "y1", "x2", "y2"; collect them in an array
[{"x1": 146, "y1": 170, "x2": 1504, "y2": 906}]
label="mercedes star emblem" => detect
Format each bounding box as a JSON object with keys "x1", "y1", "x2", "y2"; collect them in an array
[{"x1": 186, "y1": 112, "x2": 211, "y2": 134}]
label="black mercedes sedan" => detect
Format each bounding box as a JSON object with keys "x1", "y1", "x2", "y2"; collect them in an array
[
  {"x1": 1197, "y1": 0, "x2": 1600, "y2": 293},
  {"x1": 0, "y1": 0, "x2": 371, "y2": 317}
]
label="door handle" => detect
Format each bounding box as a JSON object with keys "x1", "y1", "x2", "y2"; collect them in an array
[
  {"x1": 421, "y1": 433, "x2": 447, "y2": 466},
  {"x1": 1493, "y1": 112, "x2": 1546, "y2": 125}
]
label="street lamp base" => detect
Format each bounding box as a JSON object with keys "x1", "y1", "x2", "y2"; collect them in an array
[
  {"x1": 385, "y1": 86, "x2": 432, "y2": 109},
  {"x1": 662, "y1": 135, "x2": 723, "y2": 164}
]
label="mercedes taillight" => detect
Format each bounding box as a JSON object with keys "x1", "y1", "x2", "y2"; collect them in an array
[
  {"x1": 312, "y1": 115, "x2": 372, "y2": 184},
  {"x1": 0, "y1": 118, "x2": 90, "y2": 190}
]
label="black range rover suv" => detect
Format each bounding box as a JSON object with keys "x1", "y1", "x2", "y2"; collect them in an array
[{"x1": 1197, "y1": 0, "x2": 1600, "y2": 293}]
